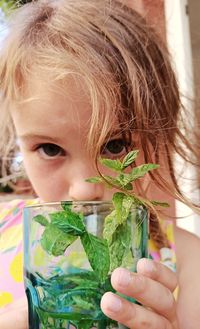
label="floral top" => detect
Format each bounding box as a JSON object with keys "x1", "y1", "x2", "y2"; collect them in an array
[{"x1": 0, "y1": 199, "x2": 177, "y2": 312}]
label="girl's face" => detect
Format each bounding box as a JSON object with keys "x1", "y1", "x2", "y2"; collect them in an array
[{"x1": 10, "y1": 76, "x2": 128, "y2": 202}]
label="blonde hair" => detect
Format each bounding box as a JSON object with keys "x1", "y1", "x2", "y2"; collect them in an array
[{"x1": 0, "y1": 0, "x2": 199, "y2": 247}]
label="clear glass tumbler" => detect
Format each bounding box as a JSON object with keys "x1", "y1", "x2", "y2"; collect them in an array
[{"x1": 23, "y1": 201, "x2": 148, "y2": 329}]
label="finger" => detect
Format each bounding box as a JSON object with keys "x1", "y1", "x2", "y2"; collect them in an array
[
  {"x1": 137, "y1": 258, "x2": 178, "y2": 292},
  {"x1": 101, "y1": 291, "x2": 172, "y2": 329},
  {"x1": 110, "y1": 267, "x2": 176, "y2": 320}
]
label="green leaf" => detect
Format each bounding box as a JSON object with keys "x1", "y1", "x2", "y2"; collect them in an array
[
  {"x1": 121, "y1": 150, "x2": 139, "y2": 169},
  {"x1": 109, "y1": 223, "x2": 132, "y2": 272},
  {"x1": 33, "y1": 215, "x2": 49, "y2": 226},
  {"x1": 123, "y1": 182, "x2": 133, "y2": 190},
  {"x1": 61, "y1": 272, "x2": 99, "y2": 290},
  {"x1": 87, "y1": 174, "x2": 124, "y2": 189},
  {"x1": 103, "y1": 210, "x2": 118, "y2": 243},
  {"x1": 61, "y1": 201, "x2": 72, "y2": 211},
  {"x1": 41, "y1": 224, "x2": 77, "y2": 256},
  {"x1": 112, "y1": 192, "x2": 133, "y2": 225},
  {"x1": 102, "y1": 175, "x2": 123, "y2": 188},
  {"x1": 121, "y1": 250, "x2": 135, "y2": 269},
  {"x1": 100, "y1": 158, "x2": 122, "y2": 172},
  {"x1": 116, "y1": 173, "x2": 129, "y2": 187},
  {"x1": 81, "y1": 232, "x2": 110, "y2": 282},
  {"x1": 119, "y1": 163, "x2": 159, "y2": 186},
  {"x1": 72, "y1": 295, "x2": 95, "y2": 311},
  {"x1": 0, "y1": 0, "x2": 15, "y2": 14},
  {"x1": 86, "y1": 173, "x2": 132, "y2": 190},
  {"x1": 151, "y1": 200, "x2": 170, "y2": 207},
  {"x1": 71, "y1": 319, "x2": 94, "y2": 329},
  {"x1": 50, "y1": 209, "x2": 85, "y2": 235},
  {"x1": 85, "y1": 177, "x2": 103, "y2": 184},
  {"x1": 130, "y1": 163, "x2": 159, "y2": 180}
]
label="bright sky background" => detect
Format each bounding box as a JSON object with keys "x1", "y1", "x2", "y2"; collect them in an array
[{"x1": 0, "y1": 8, "x2": 8, "y2": 46}]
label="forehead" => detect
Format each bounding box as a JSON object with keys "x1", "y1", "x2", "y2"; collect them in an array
[
  {"x1": 11, "y1": 74, "x2": 92, "y2": 134},
  {"x1": 24, "y1": 72, "x2": 90, "y2": 106}
]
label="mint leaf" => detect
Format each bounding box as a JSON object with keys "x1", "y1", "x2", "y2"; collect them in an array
[
  {"x1": 72, "y1": 295, "x2": 95, "y2": 311},
  {"x1": 151, "y1": 200, "x2": 169, "y2": 207},
  {"x1": 102, "y1": 175, "x2": 123, "y2": 188},
  {"x1": 71, "y1": 320, "x2": 94, "y2": 329},
  {"x1": 121, "y1": 250, "x2": 135, "y2": 269},
  {"x1": 41, "y1": 224, "x2": 77, "y2": 256},
  {"x1": 115, "y1": 173, "x2": 132, "y2": 188},
  {"x1": 112, "y1": 192, "x2": 133, "y2": 225},
  {"x1": 121, "y1": 150, "x2": 139, "y2": 169},
  {"x1": 129, "y1": 163, "x2": 159, "y2": 180},
  {"x1": 33, "y1": 215, "x2": 49, "y2": 226},
  {"x1": 100, "y1": 175, "x2": 132, "y2": 190},
  {"x1": 103, "y1": 192, "x2": 133, "y2": 243},
  {"x1": 113, "y1": 164, "x2": 159, "y2": 187},
  {"x1": 81, "y1": 232, "x2": 110, "y2": 282},
  {"x1": 50, "y1": 210, "x2": 85, "y2": 235},
  {"x1": 103, "y1": 210, "x2": 118, "y2": 243},
  {"x1": 85, "y1": 177, "x2": 103, "y2": 184},
  {"x1": 61, "y1": 201, "x2": 72, "y2": 211},
  {"x1": 61, "y1": 272, "x2": 99, "y2": 290},
  {"x1": 103, "y1": 175, "x2": 133, "y2": 190},
  {"x1": 122, "y1": 182, "x2": 133, "y2": 190},
  {"x1": 100, "y1": 158, "x2": 122, "y2": 172},
  {"x1": 109, "y1": 223, "x2": 132, "y2": 272}
]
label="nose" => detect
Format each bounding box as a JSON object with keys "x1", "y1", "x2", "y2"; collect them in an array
[
  {"x1": 69, "y1": 180, "x2": 103, "y2": 201},
  {"x1": 68, "y1": 161, "x2": 104, "y2": 201}
]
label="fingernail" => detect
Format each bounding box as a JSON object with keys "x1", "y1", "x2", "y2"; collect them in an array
[
  {"x1": 106, "y1": 294, "x2": 122, "y2": 312},
  {"x1": 143, "y1": 258, "x2": 156, "y2": 272},
  {"x1": 115, "y1": 268, "x2": 132, "y2": 287}
]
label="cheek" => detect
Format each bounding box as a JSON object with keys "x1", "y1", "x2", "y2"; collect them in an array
[
  {"x1": 22, "y1": 154, "x2": 41, "y2": 182},
  {"x1": 21, "y1": 155, "x2": 65, "y2": 201}
]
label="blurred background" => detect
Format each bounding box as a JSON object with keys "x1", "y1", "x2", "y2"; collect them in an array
[{"x1": 0, "y1": 0, "x2": 199, "y2": 235}]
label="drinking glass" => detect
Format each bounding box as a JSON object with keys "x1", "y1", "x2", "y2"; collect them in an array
[{"x1": 23, "y1": 201, "x2": 148, "y2": 329}]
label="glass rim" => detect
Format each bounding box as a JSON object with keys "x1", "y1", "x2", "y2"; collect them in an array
[
  {"x1": 24, "y1": 201, "x2": 147, "y2": 212},
  {"x1": 24, "y1": 200, "x2": 113, "y2": 209}
]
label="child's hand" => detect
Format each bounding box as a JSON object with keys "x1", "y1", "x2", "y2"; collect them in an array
[
  {"x1": 0, "y1": 297, "x2": 28, "y2": 329},
  {"x1": 101, "y1": 258, "x2": 179, "y2": 329}
]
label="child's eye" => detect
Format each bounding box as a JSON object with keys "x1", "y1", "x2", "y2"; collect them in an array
[
  {"x1": 36, "y1": 143, "x2": 65, "y2": 159},
  {"x1": 101, "y1": 139, "x2": 129, "y2": 157}
]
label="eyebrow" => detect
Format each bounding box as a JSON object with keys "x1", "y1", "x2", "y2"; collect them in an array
[{"x1": 19, "y1": 133, "x2": 62, "y2": 143}]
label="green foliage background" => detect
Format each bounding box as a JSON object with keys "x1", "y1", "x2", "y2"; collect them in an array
[{"x1": 0, "y1": 0, "x2": 32, "y2": 14}]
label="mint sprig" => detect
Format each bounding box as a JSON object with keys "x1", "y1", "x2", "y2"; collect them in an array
[
  {"x1": 87, "y1": 150, "x2": 169, "y2": 272},
  {"x1": 87, "y1": 149, "x2": 168, "y2": 209},
  {"x1": 86, "y1": 151, "x2": 160, "y2": 192}
]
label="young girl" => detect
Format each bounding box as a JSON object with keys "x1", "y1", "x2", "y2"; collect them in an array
[{"x1": 0, "y1": 0, "x2": 200, "y2": 328}]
